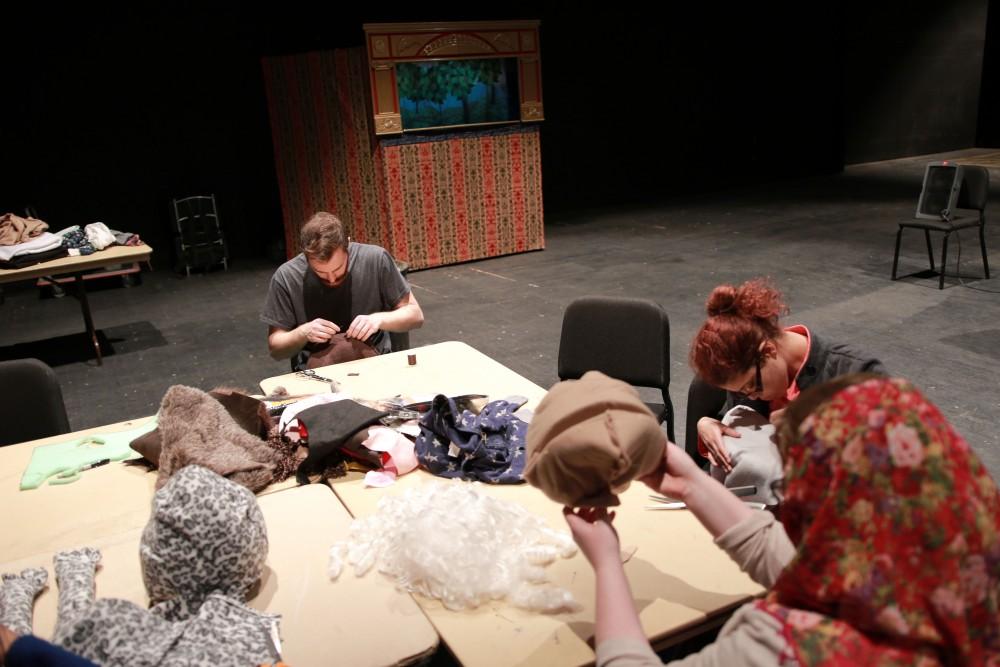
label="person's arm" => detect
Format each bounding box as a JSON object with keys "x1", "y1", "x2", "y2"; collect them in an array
[
  {"x1": 641, "y1": 441, "x2": 753, "y2": 539},
  {"x1": 715, "y1": 511, "x2": 795, "y2": 588},
  {"x1": 267, "y1": 319, "x2": 340, "y2": 360},
  {"x1": 657, "y1": 605, "x2": 788, "y2": 667},
  {"x1": 344, "y1": 291, "x2": 424, "y2": 341},
  {"x1": 563, "y1": 508, "x2": 648, "y2": 647},
  {"x1": 643, "y1": 441, "x2": 794, "y2": 587}
]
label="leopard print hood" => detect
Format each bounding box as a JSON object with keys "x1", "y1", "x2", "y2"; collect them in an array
[{"x1": 140, "y1": 465, "x2": 268, "y2": 621}]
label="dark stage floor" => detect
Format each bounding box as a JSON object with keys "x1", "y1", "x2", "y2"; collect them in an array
[{"x1": 3, "y1": 149, "x2": 999, "y2": 480}]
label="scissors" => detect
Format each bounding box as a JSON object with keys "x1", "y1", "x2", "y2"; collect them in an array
[{"x1": 295, "y1": 369, "x2": 337, "y2": 384}]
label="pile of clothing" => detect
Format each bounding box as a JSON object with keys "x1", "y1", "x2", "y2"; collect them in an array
[
  {"x1": 57, "y1": 222, "x2": 141, "y2": 256},
  {"x1": 274, "y1": 391, "x2": 531, "y2": 487},
  {"x1": 0, "y1": 214, "x2": 66, "y2": 269},
  {"x1": 130, "y1": 380, "x2": 533, "y2": 493},
  {"x1": 0, "y1": 213, "x2": 143, "y2": 269}
]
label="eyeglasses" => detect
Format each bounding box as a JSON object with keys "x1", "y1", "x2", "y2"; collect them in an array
[{"x1": 736, "y1": 358, "x2": 763, "y2": 397}]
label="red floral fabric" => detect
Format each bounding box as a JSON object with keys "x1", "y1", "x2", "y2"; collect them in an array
[{"x1": 758, "y1": 377, "x2": 1000, "y2": 666}]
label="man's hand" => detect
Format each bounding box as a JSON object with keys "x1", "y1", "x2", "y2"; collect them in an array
[
  {"x1": 345, "y1": 313, "x2": 383, "y2": 342},
  {"x1": 300, "y1": 318, "x2": 339, "y2": 344},
  {"x1": 697, "y1": 416, "x2": 739, "y2": 472},
  {"x1": 563, "y1": 507, "x2": 620, "y2": 569}
]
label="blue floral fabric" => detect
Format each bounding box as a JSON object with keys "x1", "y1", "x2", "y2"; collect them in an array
[
  {"x1": 414, "y1": 396, "x2": 527, "y2": 484},
  {"x1": 61, "y1": 229, "x2": 95, "y2": 255}
]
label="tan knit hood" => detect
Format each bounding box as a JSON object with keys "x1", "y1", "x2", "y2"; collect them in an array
[{"x1": 525, "y1": 371, "x2": 665, "y2": 507}]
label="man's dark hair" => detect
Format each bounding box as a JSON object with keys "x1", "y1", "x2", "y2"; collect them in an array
[{"x1": 300, "y1": 212, "x2": 347, "y2": 261}]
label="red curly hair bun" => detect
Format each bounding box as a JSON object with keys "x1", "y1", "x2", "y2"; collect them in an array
[{"x1": 691, "y1": 278, "x2": 787, "y2": 386}]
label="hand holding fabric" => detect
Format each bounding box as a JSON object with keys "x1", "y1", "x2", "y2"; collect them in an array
[
  {"x1": 563, "y1": 507, "x2": 620, "y2": 570},
  {"x1": 640, "y1": 440, "x2": 704, "y2": 500},
  {"x1": 345, "y1": 313, "x2": 382, "y2": 341},
  {"x1": 643, "y1": 440, "x2": 755, "y2": 539},
  {"x1": 301, "y1": 318, "x2": 339, "y2": 344},
  {"x1": 697, "y1": 416, "x2": 739, "y2": 472}
]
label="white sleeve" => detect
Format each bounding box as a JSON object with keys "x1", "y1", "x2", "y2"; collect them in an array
[
  {"x1": 595, "y1": 605, "x2": 789, "y2": 667},
  {"x1": 665, "y1": 604, "x2": 788, "y2": 667}
]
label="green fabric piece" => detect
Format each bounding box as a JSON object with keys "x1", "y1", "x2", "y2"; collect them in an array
[{"x1": 19, "y1": 420, "x2": 157, "y2": 490}]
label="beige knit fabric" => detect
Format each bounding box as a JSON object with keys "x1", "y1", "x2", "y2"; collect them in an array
[{"x1": 525, "y1": 371, "x2": 665, "y2": 507}]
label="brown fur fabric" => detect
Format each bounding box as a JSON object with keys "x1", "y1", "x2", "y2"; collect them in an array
[
  {"x1": 209, "y1": 386, "x2": 275, "y2": 438},
  {"x1": 131, "y1": 387, "x2": 275, "y2": 468},
  {"x1": 156, "y1": 385, "x2": 293, "y2": 493},
  {"x1": 264, "y1": 427, "x2": 302, "y2": 482},
  {"x1": 306, "y1": 334, "x2": 378, "y2": 368}
]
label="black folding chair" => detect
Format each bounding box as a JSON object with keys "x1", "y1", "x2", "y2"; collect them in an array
[
  {"x1": 558, "y1": 296, "x2": 675, "y2": 442},
  {"x1": 892, "y1": 164, "x2": 990, "y2": 289},
  {"x1": 0, "y1": 358, "x2": 71, "y2": 446}
]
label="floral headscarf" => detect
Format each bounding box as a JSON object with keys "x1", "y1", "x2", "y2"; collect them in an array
[{"x1": 757, "y1": 377, "x2": 1000, "y2": 666}]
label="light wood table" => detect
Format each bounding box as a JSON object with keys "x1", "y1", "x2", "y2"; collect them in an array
[
  {"x1": 0, "y1": 244, "x2": 153, "y2": 364},
  {"x1": 0, "y1": 418, "x2": 158, "y2": 562},
  {"x1": 265, "y1": 341, "x2": 763, "y2": 665},
  {"x1": 331, "y1": 472, "x2": 762, "y2": 667},
  {"x1": 0, "y1": 484, "x2": 439, "y2": 667},
  {"x1": 259, "y1": 341, "x2": 548, "y2": 411},
  {"x1": 0, "y1": 418, "x2": 298, "y2": 563}
]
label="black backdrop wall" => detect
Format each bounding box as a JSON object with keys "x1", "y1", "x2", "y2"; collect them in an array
[
  {"x1": 845, "y1": 0, "x2": 989, "y2": 164},
  {"x1": 979, "y1": 0, "x2": 1000, "y2": 147},
  {"x1": 1, "y1": 2, "x2": 993, "y2": 263}
]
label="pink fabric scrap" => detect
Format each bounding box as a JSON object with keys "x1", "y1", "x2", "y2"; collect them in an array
[
  {"x1": 362, "y1": 426, "x2": 418, "y2": 487},
  {"x1": 364, "y1": 470, "x2": 397, "y2": 487}
]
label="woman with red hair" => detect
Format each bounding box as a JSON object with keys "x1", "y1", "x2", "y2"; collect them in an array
[{"x1": 687, "y1": 278, "x2": 885, "y2": 472}]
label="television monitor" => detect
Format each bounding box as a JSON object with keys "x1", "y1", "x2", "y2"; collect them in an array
[{"x1": 916, "y1": 162, "x2": 963, "y2": 221}]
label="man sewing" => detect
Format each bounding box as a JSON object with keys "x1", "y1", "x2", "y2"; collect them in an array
[{"x1": 261, "y1": 212, "x2": 424, "y2": 370}]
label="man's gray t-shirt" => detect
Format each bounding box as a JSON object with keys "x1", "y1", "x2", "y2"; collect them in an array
[{"x1": 260, "y1": 243, "x2": 410, "y2": 357}]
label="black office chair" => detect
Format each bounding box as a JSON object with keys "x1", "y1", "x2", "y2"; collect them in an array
[
  {"x1": 557, "y1": 296, "x2": 675, "y2": 442},
  {"x1": 892, "y1": 164, "x2": 990, "y2": 289},
  {"x1": 0, "y1": 358, "x2": 71, "y2": 446}
]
